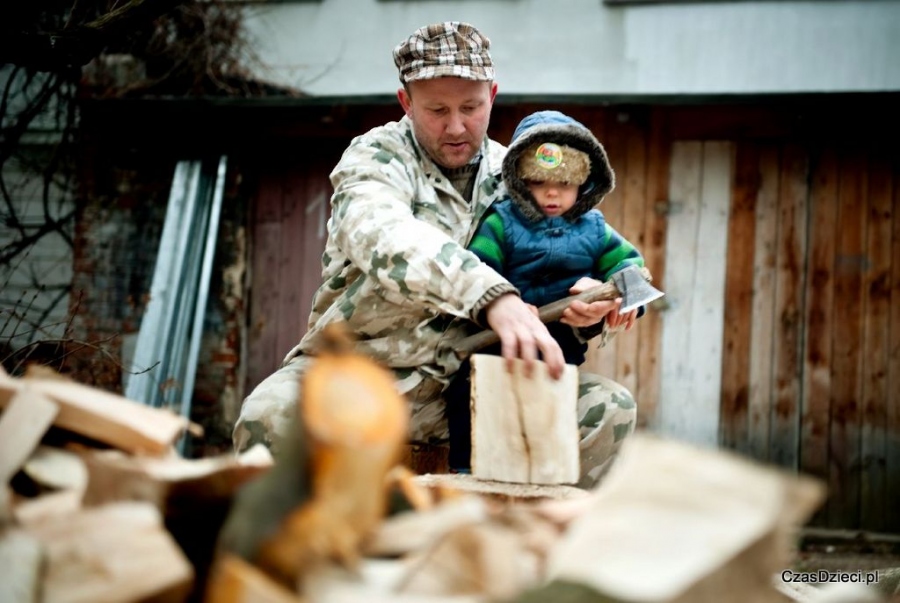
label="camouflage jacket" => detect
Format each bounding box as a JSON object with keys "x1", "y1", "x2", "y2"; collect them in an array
[{"x1": 283, "y1": 116, "x2": 516, "y2": 386}]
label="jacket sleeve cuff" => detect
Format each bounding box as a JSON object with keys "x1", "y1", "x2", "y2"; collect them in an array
[
  {"x1": 470, "y1": 283, "x2": 520, "y2": 327},
  {"x1": 576, "y1": 305, "x2": 646, "y2": 342},
  {"x1": 576, "y1": 318, "x2": 607, "y2": 342}
]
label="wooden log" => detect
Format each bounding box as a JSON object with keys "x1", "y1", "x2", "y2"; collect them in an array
[
  {"x1": 0, "y1": 372, "x2": 191, "y2": 456},
  {"x1": 24, "y1": 501, "x2": 194, "y2": 603},
  {"x1": 246, "y1": 324, "x2": 409, "y2": 589},
  {"x1": 470, "y1": 355, "x2": 580, "y2": 485}
]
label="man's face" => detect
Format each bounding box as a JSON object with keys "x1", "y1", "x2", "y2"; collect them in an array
[{"x1": 397, "y1": 78, "x2": 498, "y2": 169}]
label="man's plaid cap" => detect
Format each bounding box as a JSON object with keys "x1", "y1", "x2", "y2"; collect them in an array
[{"x1": 393, "y1": 22, "x2": 495, "y2": 84}]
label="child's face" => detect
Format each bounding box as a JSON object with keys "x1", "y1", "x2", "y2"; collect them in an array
[{"x1": 525, "y1": 180, "x2": 580, "y2": 217}]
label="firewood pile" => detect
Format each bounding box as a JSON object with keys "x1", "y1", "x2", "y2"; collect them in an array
[
  {"x1": 2, "y1": 357, "x2": 893, "y2": 603},
  {"x1": 0, "y1": 363, "x2": 273, "y2": 603}
]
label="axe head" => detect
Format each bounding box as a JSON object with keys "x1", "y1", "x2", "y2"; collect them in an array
[{"x1": 611, "y1": 265, "x2": 665, "y2": 314}]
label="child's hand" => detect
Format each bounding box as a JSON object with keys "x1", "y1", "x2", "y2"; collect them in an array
[
  {"x1": 563, "y1": 278, "x2": 638, "y2": 330},
  {"x1": 526, "y1": 303, "x2": 539, "y2": 317},
  {"x1": 606, "y1": 304, "x2": 638, "y2": 331}
]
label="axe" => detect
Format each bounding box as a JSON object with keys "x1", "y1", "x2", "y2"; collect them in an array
[{"x1": 451, "y1": 265, "x2": 664, "y2": 359}]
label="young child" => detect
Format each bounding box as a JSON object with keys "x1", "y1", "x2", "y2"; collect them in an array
[{"x1": 445, "y1": 109, "x2": 646, "y2": 472}]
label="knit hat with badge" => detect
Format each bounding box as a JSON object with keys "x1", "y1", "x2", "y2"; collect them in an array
[
  {"x1": 516, "y1": 142, "x2": 591, "y2": 186},
  {"x1": 393, "y1": 22, "x2": 494, "y2": 83}
]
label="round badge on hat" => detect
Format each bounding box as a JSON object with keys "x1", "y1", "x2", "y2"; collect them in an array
[{"x1": 534, "y1": 143, "x2": 563, "y2": 170}]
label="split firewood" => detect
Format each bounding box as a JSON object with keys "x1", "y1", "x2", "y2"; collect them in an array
[
  {"x1": 10, "y1": 445, "x2": 88, "y2": 527},
  {"x1": 219, "y1": 323, "x2": 409, "y2": 591},
  {"x1": 363, "y1": 494, "x2": 489, "y2": 558},
  {"x1": 397, "y1": 522, "x2": 538, "y2": 599},
  {"x1": 302, "y1": 560, "x2": 487, "y2": 603},
  {"x1": 79, "y1": 443, "x2": 273, "y2": 511},
  {"x1": 470, "y1": 355, "x2": 580, "y2": 485},
  {"x1": 0, "y1": 388, "x2": 59, "y2": 490},
  {"x1": 22, "y1": 446, "x2": 88, "y2": 493},
  {"x1": 529, "y1": 493, "x2": 600, "y2": 526},
  {"x1": 71, "y1": 444, "x2": 273, "y2": 597},
  {"x1": 24, "y1": 501, "x2": 194, "y2": 603},
  {"x1": 544, "y1": 433, "x2": 827, "y2": 603},
  {"x1": 13, "y1": 489, "x2": 82, "y2": 525},
  {"x1": 494, "y1": 505, "x2": 569, "y2": 578},
  {"x1": 0, "y1": 369, "x2": 193, "y2": 456},
  {"x1": 0, "y1": 386, "x2": 60, "y2": 534}
]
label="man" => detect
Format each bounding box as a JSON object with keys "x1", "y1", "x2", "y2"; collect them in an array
[{"x1": 233, "y1": 21, "x2": 636, "y2": 487}]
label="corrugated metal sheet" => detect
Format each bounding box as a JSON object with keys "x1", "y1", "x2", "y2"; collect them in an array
[{"x1": 126, "y1": 157, "x2": 228, "y2": 442}]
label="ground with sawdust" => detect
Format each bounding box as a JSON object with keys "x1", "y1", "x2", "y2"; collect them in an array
[{"x1": 793, "y1": 535, "x2": 900, "y2": 574}]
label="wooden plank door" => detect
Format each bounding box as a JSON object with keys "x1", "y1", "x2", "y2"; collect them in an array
[
  {"x1": 581, "y1": 109, "x2": 668, "y2": 430},
  {"x1": 656, "y1": 141, "x2": 733, "y2": 448},
  {"x1": 246, "y1": 152, "x2": 334, "y2": 394},
  {"x1": 714, "y1": 140, "x2": 899, "y2": 531}
]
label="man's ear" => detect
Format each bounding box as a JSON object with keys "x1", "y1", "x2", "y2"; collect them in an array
[
  {"x1": 397, "y1": 87, "x2": 412, "y2": 117},
  {"x1": 489, "y1": 81, "x2": 498, "y2": 104}
]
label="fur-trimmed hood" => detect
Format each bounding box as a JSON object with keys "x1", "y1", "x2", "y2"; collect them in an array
[{"x1": 502, "y1": 110, "x2": 615, "y2": 223}]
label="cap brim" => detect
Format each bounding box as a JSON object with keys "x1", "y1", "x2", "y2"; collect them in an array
[{"x1": 403, "y1": 65, "x2": 495, "y2": 83}]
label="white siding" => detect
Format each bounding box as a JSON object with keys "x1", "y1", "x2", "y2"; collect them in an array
[
  {"x1": 241, "y1": 0, "x2": 900, "y2": 96},
  {"x1": 0, "y1": 150, "x2": 74, "y2": 353}
]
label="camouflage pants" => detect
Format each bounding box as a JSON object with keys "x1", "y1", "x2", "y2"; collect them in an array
[{"x1": 233, "y1": 355, "x2": 637, "y2": 489}]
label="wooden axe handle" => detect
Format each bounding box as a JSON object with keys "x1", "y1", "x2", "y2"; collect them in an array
[{"x1": 451, "y1": 267, "x2": 653, "y2": 359}]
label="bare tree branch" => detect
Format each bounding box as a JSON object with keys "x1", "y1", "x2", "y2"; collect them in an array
[{"x1": 1, "y1": 0, "x2": 190, "y2": 71}]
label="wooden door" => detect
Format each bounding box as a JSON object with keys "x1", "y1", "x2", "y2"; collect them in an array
[
  {"x1": 714, "y1": 141, "x2": 900, "y2": 532},
  {"x1": 656, "y1": 135, "x2": 900, "y2": 532},
  {"x1": 245, "y1": 151, "x2": 335, "y2": 394},
  {"x1": 655, "y1": 141, "x2": 734, "y2": 449}
]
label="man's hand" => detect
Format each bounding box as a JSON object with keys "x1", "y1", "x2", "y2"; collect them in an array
[
  {"x1": 484, "y1": 294, "x2": 565, "y2": 379},
  {"x1": 561, "y1": 277, "x2": 638, "y2": 331}
]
